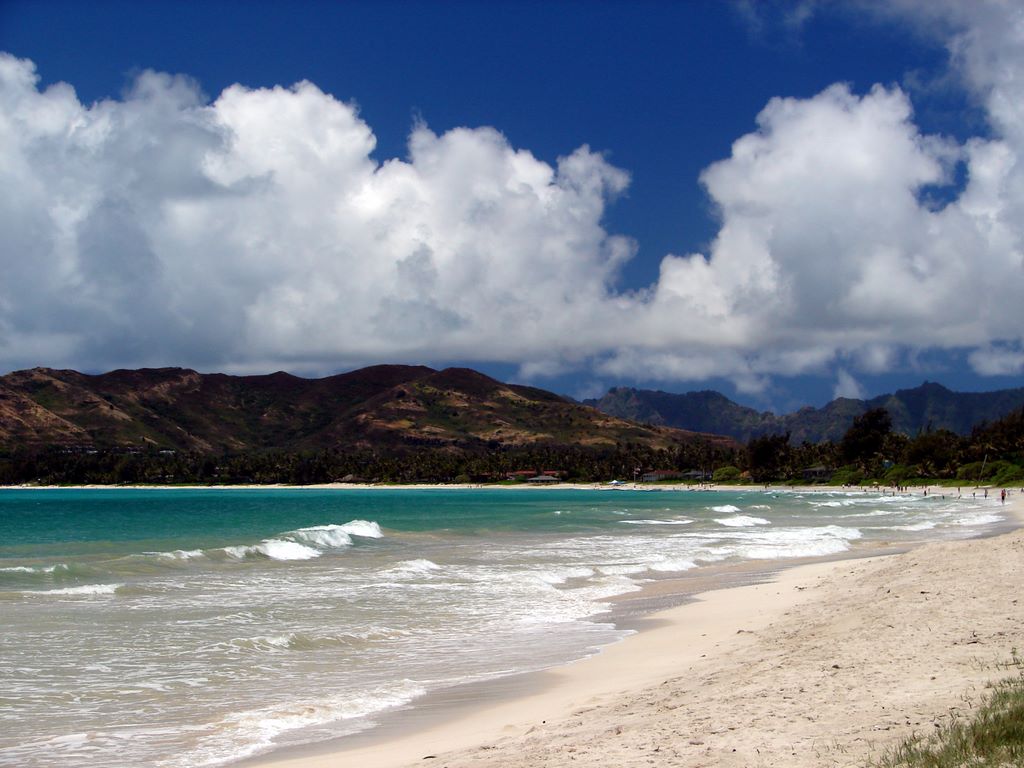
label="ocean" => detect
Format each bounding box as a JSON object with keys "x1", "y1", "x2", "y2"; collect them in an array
[{"x1": 0, "y1": 486, "x2": 1008, "y2": 767}]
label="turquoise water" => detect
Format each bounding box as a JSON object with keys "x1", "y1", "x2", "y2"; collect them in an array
[{"x1": 0, "y1": 487, "x2": 1008, "y2": 767}]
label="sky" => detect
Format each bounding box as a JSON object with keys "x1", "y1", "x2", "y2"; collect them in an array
[{"x1": 1, "y1": 0, "x2": 1023, "y2": 413}]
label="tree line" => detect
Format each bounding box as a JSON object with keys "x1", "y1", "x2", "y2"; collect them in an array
[
  {"x1": 0, "y1": 440, "x2": 727, "y2": 486},
  {"x1": 735, "y1": 406, "x2": 1024, "y2": 486},
  {"x1": 1, "y1": 406, "x2": 1022, "y2": 486}
]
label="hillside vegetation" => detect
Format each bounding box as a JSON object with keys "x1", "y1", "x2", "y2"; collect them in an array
[{"x1": 0, "y1": 365, "x2": 735, "y2": 485}]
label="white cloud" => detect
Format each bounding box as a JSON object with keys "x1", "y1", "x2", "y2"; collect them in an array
[
  {"x1": 833, "y1": 368, "x2": 866, "y2": 400},
  {"x1": 0, "y1": 57, "x2": 635, "y2": 374},
  {"x1": 1, "y1": 0, "x2": 1023, "y2": 389},
  {"x1": 968, "y1": 344, "x2": 1024, "y2": 376},
  {"x1": 603, "y1": 1, "x2": 1024, "y2": 385}
]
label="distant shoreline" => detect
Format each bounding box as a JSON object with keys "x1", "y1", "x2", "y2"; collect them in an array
[{"x1": 1, "y1": 481, "x2": 1010, "y2": 496}]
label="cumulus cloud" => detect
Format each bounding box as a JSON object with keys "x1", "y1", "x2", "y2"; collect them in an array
[
  {"x1": 0, "y1": 58, "x2": 634, "y2": 373},
  {"x1": 0, "y1": 0, "x2": 1023, "y2": 388},
  {"x1": 602, "y1": 0, "x2": 1024, "y2": 385}
]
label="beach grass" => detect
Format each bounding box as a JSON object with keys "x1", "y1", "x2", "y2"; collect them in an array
[{"x1": 871, "y1": 653, "x2": 1024, "y2": 767}]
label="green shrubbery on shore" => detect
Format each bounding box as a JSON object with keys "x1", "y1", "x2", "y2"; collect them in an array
[{"x1": 754, "y1": 407, "x2": 1024, "y2": 488}]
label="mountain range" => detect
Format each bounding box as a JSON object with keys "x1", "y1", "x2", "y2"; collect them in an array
[
  {"x1": 2, "y1": 365, "x2": 1021, "y2": 455},
  {"x1": 0, "y1": 365, "x2": 730, "y2": 454},
  {"x1": 584, "y1": 382, "x2": 1024, "y2": 444}
]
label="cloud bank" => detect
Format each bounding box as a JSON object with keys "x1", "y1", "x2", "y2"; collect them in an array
[{"x1": 1, "y1": 1, "x2": 1022, "y2": 388}]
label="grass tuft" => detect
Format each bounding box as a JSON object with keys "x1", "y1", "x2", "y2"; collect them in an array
[{"x1": 871, "y1": 653, "x2": 1024, "y2": 767}]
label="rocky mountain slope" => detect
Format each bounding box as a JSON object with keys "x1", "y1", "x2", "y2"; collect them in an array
[{"x1": 0, "y1": 366, "x2": 731, "y2": 453}]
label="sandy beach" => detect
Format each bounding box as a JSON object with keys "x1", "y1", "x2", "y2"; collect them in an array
[{"x1": 249, "y1": 491, "x2": 1024, "y2": 768}]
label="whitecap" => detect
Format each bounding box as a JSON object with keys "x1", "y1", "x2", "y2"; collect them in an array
[
  {"x1": 649, "y1": 558, "x2": 697, "y2": 573},
  {"x1": 535, "y1": 566, "x2": 596, "y2": 585},
  {"x1": 952, "y1": 513, "x2": 1003, "y2": 526},
  {"x1": 715, "y1": 515, "x2": 771, "y2": 527},
  {"x1": 711, "y1": 504, "x2": 741, "y2": 513},
  {"x1": 1, "y1": 565, "x2": 55, "y2": 573},
  {"x1": 564, "y1": 575, "x2": 643, "y2": 602},
  {"x1": 619, "y1": 519, "x2": 694, "y2": 526},
  {"x1": 386, "y1": 559, "x2": 442, "y2": 578},
  {"x1": 287, "y1": 526, "x2": 353, "y2": 549},
  {"x1": 151, "y1": 549, "x2": 205, "y2": 562},
  {"x1": 728, "y1": 525, "x2": 863, "y2": 560},
  {"x1": 215, "y1": 630, "x2": 397, "y2": 655},
  {"x1": 596, "y1": 563, "x2": 650, "y2": 577},
  {"x1": 286, "y1": 520, "x2": 382, "y2": 548},
  {"x1": 222, "y1": 540, "x2": 321, "y2": 561},
  {"x1": 737, "y1": 540, "x2": 848, "y2": 559},
  {"x1": 824, "y1": 524, "x2": 863, "y2": 539},
  {"x1": 890, "y1": 521, "x2": 938, "y2": 531},
  {"x1": 41, "y1": 583, "x2": 122, "y2": 596},
  {"x1": 218, "y1": 520, "x2": 383, "y2": 562},
  {"x1": 253, "y1": 540, "x2": 321, "y2": 561},
  {"x1": 337, "y1": 520, "x2": 384, "y2": 539}
]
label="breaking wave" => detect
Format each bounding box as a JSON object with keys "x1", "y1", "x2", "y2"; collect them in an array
[
  {"x1": 619, "y1": 518, "x2": 694, "y2": 526},
  {"x1": 218, "y1": 520, "x2": 384, "y2": 562},
  {"x1": 711, "y1": 504, "x2": 741, "y2": 513},
  {"x1": 40, "y1": 583, "x2": 123, "y2": 596},
  {"x1": 715, "y1": 515, "x2": 771, "y2": 527}
]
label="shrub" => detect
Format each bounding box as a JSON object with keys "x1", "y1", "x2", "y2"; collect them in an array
[
  {"x1": 712, "y1": 465, "x2": 742, "y2": 483},
  {"x1": 883, "y1": 464, "x2": 911, "y2": 486},
  {"x1": 830, "y1": 465, "x2": 864, "y2": 486},
  {"x1": 992, "y1": 462, "x2": 1024, "y2": 486},
  {"x1": 957, "y1": 461, "x2": 986, "y2": 481},
  {"x1": 959, "y1": 460, "x2": 1024, "y2": 485}
]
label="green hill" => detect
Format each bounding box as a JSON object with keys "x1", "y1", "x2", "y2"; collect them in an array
[{"x1": 0, "y1": 365, "x2": 732, "y2": 454}]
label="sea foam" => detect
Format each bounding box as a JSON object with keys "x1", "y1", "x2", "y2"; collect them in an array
[
  {"x1": 711, "y1": 504, "x2": 741, "y2": 513},
  {"x1": 715, "y1": 515, "x2": 771, "y2": 527},
  {"x1": 216, "y1": 631, "x2": 384, "y2": 654},
  {"x1": 386, "y1": 559, "x2": 442, "y2": 578},
  {"x1": 1, "y1": 564, "x2": 59, "y2": 574},
  {"x1": 168, "y1": 680, "x2": 426, "y2": 768},
  {"x1": 41, "y1": 583, "x2": 122, "y2": 596},
  {"x1": 619, "y1": 518, "x2": 694, "y2": 526},
  {"x1": 649, "y1": 558, "x2": 698, "y2": 572}
]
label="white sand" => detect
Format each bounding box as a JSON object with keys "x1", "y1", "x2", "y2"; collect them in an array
[{"x1": 253, "y1": 492, "x2": 1024, "y2": 768}]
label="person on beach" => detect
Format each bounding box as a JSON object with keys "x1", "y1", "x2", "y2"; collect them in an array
[{"x1": 1001, "y1": 489, "x2": 1006, "y2": 504}]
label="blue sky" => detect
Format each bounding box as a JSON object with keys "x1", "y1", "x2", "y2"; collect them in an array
[{"x1": 1, "y1": 0, "x2": 1023, "y2": 413}]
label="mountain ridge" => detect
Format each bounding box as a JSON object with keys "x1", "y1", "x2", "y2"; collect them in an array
[
  {"x1": 584, "y1": 381, "x2": 1024, "y2": 443},
  {"x1": 0, "y1": 365, "x2": 732, "y2": 454}
]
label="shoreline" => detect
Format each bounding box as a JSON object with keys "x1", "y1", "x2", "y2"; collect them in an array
[
  {"x1": 244, "y1": 493, "x2": 1024, "y2": 768},
  {"x1": 1, "y1": 481, "x2": 1011, "y2": 496},
  {"x1": 245, "y1": 493, "x2": 1024, "y2": 768},
  {"x1": 246, "y1": 558, "x2": 853, "y2": 768}
]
